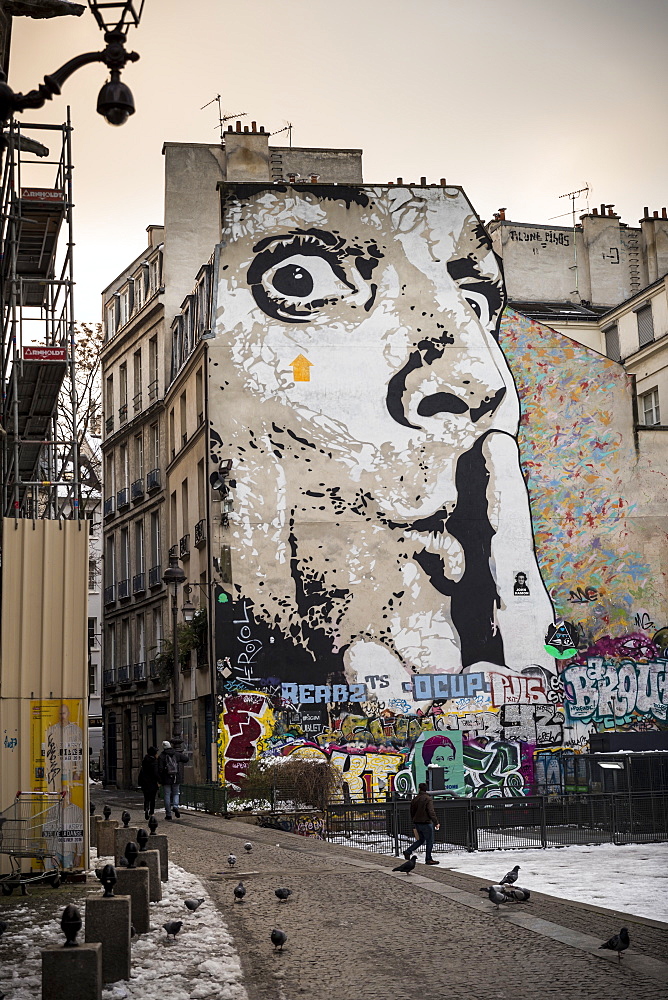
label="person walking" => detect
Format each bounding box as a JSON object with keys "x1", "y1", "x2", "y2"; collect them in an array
[
  {"x1": 157, "y1": 740, "x2": 188, "y2": 820},
  {"x1": 138, "y1": 746, "x2": 160, "y2": 820},
  {"x1": 403, "y1": 782, "x2": 440, "y2": 865}
]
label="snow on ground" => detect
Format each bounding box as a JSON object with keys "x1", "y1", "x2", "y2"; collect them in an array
[
  {"x1": 445, "y1": 841, "x2": 668, "y2": 923},
  {"x1": 0, "y1": 852, "x2": 247, "y2": 1000}
]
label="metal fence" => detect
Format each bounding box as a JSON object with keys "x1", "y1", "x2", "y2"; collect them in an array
[{"x1": 325, "y1": 792, "x2": 668, "y2": 855}]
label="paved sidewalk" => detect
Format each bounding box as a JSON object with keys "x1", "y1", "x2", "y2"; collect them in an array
[{"x1": 95, "y1": 790, "x2": 668, "y2": 1000}]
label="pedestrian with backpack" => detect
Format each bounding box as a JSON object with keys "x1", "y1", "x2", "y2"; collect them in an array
[{"x1": 157, "y1": 740, "x2": 188, "y2": 820}]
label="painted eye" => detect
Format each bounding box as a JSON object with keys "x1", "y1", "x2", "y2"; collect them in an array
[
  {"x1": 463, "y1": 290, "x2": 490, "y2": 326},
  {"x1": 249, "y1": 246, "x2": 356, "y2": 324}
]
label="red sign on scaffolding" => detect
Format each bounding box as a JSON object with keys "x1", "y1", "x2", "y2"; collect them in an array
[
  {"x1": 22, "y1": 346, "x2": 67, "y2": 362},
  {"x1": 19, "y1": 187, "x2": 64, "y2": 202}
]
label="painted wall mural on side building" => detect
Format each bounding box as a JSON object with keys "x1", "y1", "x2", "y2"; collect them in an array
[{"x1": 207, "y1": 183, "x2": 668, "y2": 798}]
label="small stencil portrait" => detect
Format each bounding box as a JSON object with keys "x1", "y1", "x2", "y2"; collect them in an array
[
  {"x1": 208, "y1": 183, "x2": 555, "y2": 700},
  {"x1": 513, "y1": 572, "x2": 531, "y2": 596}
]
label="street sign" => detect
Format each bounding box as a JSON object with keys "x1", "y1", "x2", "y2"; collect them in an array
[{"x1": 22, "y1": 346, "x2": 67, "y2": 362}]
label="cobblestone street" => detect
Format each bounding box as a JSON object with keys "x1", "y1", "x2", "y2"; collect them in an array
[{"x1": 95, "y1": 791, "x2": 668, "y2": 1000}]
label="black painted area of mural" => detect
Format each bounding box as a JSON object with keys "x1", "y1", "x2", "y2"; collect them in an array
[
  {"x1": 214, "y1": 585, "x2": 348, "y2": 688},
  {"x1": 420, "y1": 434, "x2": 505, "y2": 669},
  {"x1": 219, "y1": 182, "x2": 370, "y2": 212}
]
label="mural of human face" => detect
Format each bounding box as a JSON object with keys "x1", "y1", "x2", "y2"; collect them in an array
[
  {"x1": 210, "y1": 184, "x2": 554, "y2": 690},
  {"x1": 429, "y1": 745, "x2": 456, "y2": 778}
]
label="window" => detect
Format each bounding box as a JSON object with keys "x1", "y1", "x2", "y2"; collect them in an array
[
  {"x1": 197, "y1": 459, "x2": 205, "y2": 519},
  {"x1": 151, "y1": 422, "x2": 159, "y2": 468},
  {"x1": 150, "y1": 510, "x2": 161, "y2": 566},
  {"x1": 196, "y1": 368, "x2": 203, "y2": 424},
  {"x1": 88, "y1": 557, "x2": 98, "y2": 591},
  {"x1": 149, "y1": 255, "x2": 160, "y2": 294},
  {"x1": 149, "y1": 336, "x2": 159, "y2": 400},
  {"x1": 120, "y1": 443, "x2": 129, "y2": 489},
  {"x1": 133, "y1": 350, "x2": 142, "y2": 412},
  {"x1": 121, "y1": 618, "x2": 130, "y2": 667},
  {"x1": 181, "y1": 478, "x2": 189, "y2": 536},
  {"x1": 152, "y1": 606, "x2": 163, "y2": 654},
  {"x1": 637, "y1": 304, "x2": 654, "y2": 349},
  {"x1": 119, "y1": 287, "x2": 130, "y2": 327},
  {"x1": 134, "y1": 433, "x2": 144, "y2": 479},
  {"x1": 105, "y1": 535, "x2": 116, "y2": 586},
  {"x1": 134, "y1": 270, "x2": 144, "y2": 312},
  {"x1": 106, "y1": 374, "x2": 114, "y2": 415},
  {"x1": 135, "y1": 519, "x2": 145, "y2": 573},
  {"x1": 119, "y1": 363, "x2": 128, "y2": 422},
  {"x1": 180, "y1": 391, "x2": 187, "y2": 445},
  {"x1": 170, "y1": 491, "x2": 177, "y2": 547},
  {"x1": 181, "y1": 701, "x2": 193, "y2": 751},
  {"x1": 137, "y1": 613, "x2": 146, "y2": 664},
  {"x1": 641, "y1": 387, "x2": 661, "y2": 426},
  {"x1": 106, "y1": 302, "x2": 116, "y2": 340},
  {"x1": 604, "y1": 325, "x2": 620, "y2": 362},
  {"x1": 107, "y1": 623, "x2": 116, "y2": 670},
  {"x1": 105, "y1": 452, "x2": 115, "y2": 496},
  {"x1": 120, "y1": 526, "x2": 130, "y2": 580},
  {"x1": 169, "y1": 408, "x2": 175, "y2": 458},
  {"x1": 88, "y1": 618, "x2": 97, "y2": 694}
]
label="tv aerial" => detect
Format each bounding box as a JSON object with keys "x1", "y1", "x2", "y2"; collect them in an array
[
  {"x1": 201, "y1": 95, "x2": 247, "y2": 142},
  {"x1": 549, "y1": 183, "x2": 591, "y2": 223},
  {"x1": 271, "y1": 122, "x2": 293, "y2": 147}
]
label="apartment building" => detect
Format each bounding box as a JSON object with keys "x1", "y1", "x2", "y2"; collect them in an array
[{"x1": 101, "y1": 124, "x2": 364, "y2": 786}]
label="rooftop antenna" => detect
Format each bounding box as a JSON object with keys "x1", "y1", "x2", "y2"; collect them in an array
[
  {"x1": 555, "y1": 184, "x2": 591, "y2": 299},
  {"x1": 200, "y1": 95, "x2": 247, "y2": 142},
  {"x1": 271, "y1": 122, "x2": 293, "y2": 147}
]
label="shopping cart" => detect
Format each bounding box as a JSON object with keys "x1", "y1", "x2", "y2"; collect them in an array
[{"x1": 0, "y1": 791, "x2": 64, "y2": 895}]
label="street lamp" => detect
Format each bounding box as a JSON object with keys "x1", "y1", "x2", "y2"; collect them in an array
[
  {"x1": 162, "y1": 553, "x2": 186, "y2": 749},
  {"x1": 182, "y1": 590, "x2": 196, "y2": 624},
  {"x1": 0, "y1": 1, "x2": 145, "y2": 126}
]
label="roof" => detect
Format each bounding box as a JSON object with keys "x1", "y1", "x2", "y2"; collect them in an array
[
  {"x1": 5, "y1": 0, "x2": 85, "y2": 16},
  {"x1": 508, "y1": 299, "x2": 609, "y2": 323}
]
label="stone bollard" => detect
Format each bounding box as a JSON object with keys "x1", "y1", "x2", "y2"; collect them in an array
[
  {"x1": 42, "y1": 943, "x2": 102, "y2": 1000},
  {"x1": 85, "y1": 896, "x2": 131, "y2": 983},
  {"x1": 96, "y1": 820, "x2": 118, "y2": 858},
  {"x1": 114, "y1": 867, "x2": 150, "y2": 934},
  {"x1": 114, "y1": 826, "x2": 139, "y2": 865},
  {"x1": 148, "y1": 834, "x2": 169, "y2": 881},
  {"x1": 90, "y1": 815, "x2": 102, "y2": 850},
  {"x1": 137, "y1": 849, "x2": 162, "y2": 902}
]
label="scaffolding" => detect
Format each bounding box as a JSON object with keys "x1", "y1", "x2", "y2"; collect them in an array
[{"x1": 0, "y1": 114, "x2": 80, "y2": 520}]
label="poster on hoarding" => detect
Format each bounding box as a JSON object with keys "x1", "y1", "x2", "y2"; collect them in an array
[{"x1": 30, "y1": 699, "x2": 85, "y2": 868}]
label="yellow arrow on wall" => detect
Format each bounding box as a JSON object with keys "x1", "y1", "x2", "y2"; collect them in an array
[{"x1": 290, "y1": 354, "x2": 313, "y2": 382}]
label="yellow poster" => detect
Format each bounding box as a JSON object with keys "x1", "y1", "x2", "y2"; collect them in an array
[{"x1": 30, "y1": 699, "x2": 85, "y2": 868}]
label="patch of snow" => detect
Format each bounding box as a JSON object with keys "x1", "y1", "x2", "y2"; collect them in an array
[
  {"x1": 0, "y1": 850, "x2": 247, "y2": 1000},
  {"x1": 446, "y1": 841, "x2": 668, "y2": 922}
]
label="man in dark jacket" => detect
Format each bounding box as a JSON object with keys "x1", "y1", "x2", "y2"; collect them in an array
[
  {"x1": 138, "y1": 746, "x2": 159, "y2": 820},
  {"x1": 403, "y1": 782, "x2": 440, "y2": 865},
  {"x1": 157, "y1": 740, "x2": 189, "y2": 820}
]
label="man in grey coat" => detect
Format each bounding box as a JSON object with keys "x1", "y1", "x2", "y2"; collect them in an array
[{"x1": 157, "y1": 740, "x2": 189, "y2": 820}]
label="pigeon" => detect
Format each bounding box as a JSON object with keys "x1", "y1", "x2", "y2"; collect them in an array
[
  {"x1": 243, "y1": 841, "x2": 253, "y2": 853},
  {"x1": 184, "y1": 897, "x2": 205, "y2": 912},
  {"x1": 500, "y1": 865, "x2": 520, "y2": 885},
  {"x1": 227, "y1": 854, "x2": 237, "y2": 867},
  {"x1": 600, "y1": 927, "x2": 630, "y2": 962},
  {"x1": 275, "y1": 888, "x2": 292, "y2": 902},
  {"x1": 508, "y1": 887, "x2": 529, "y2": 902},
  {"x1": 484, "y1": 885, "x2": 507, "y2": 909},
  {"x1": 0, "y1": 920, "x2": 6, "y2": 939},
  {"x1": 392, "y1": 856, "x2": 417, "y2": 874},
  {"x1": 512, "y1": 886, "x2": 531, "y2": 901},
  {"x1": 271, "y1": 928, "x2": 287, "y2": 951},
  {"x1": 163, "y1": 920, "x2": 183, "y2": 940},
  {"x1": 234, "y1": 882, "x2": 246, "y2": 902}
]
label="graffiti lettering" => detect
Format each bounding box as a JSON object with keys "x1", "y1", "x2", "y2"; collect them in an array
[
  {"x1": 407, "y1": 672, "x2": 487, "y2": 701},
  {"x1": 489, "y1": 673, "x2": 548, "y2": 706},
  {"x1": 464, "y1": 738, "x2": 534, "y2": 798},
  {"x1": 568, "y1": 587, "x2": 599, "y2": 604},
  {"x1": 281, "y1": 683, "x2": 367, "y2": 705},
  {"x1": 562, "y1": 657, "x2": 668, "y2": 724}
]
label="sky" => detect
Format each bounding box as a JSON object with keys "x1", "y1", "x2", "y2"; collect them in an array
[{"x1": 11, "y1": 0, "x2": 668, "y2": 323}]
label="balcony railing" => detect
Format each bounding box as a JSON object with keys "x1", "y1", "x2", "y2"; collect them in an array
[
  {"x1": 133, "y1": 391, "x2": 142, "y2": 413},
  {"x1": 133, "y1": 661, "x2": 147, "y2": 681},
  {"x1": 148, "y1": 378, "x2": 159, "y2": 402},
  {"x1": 103, "y1": 496, "x2": 115, "y2": 518},
  {"x1": 147, "y1": 468, "x2": 161, "y2": 491},
  {"x1": 132, "y1": 572, "x2": 145, "y2": 594},
  {"x1": 131, "y1": 478, "x2": 145, "y2": 501},
  {"x1": 117, "y1": 487, "x2": 129, "y2": 509},
  {"x1": 104, "y1": 584, "x2": 115, "y2": 605},
  {"x1": 119, "y1": 402, "x2": 128, "y2": 424},
  {"x1": 103, "y1": 668, "x2": 116, "y2": 687},
  {"x1": 118, "y1": 664, "x2": 131, "y2": 683},
  {"x1": 118, "y1": 578, "x2": 130, "y2": 599},
  {"x1": 148, "y1": 564, "x2": 162, "y2": 587},
  {"x1": 105, "y1": 415, "x2": 114, "y2": 434},
  {"x1": 179, "y1": 533, "x2": 190, "y2": 559},
  {"x1": 194, "y1": 518, "x2": 206, "y2": 547},
  {"x1": 168, "y1": 543, "x2": 178, "y2": 559}
]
